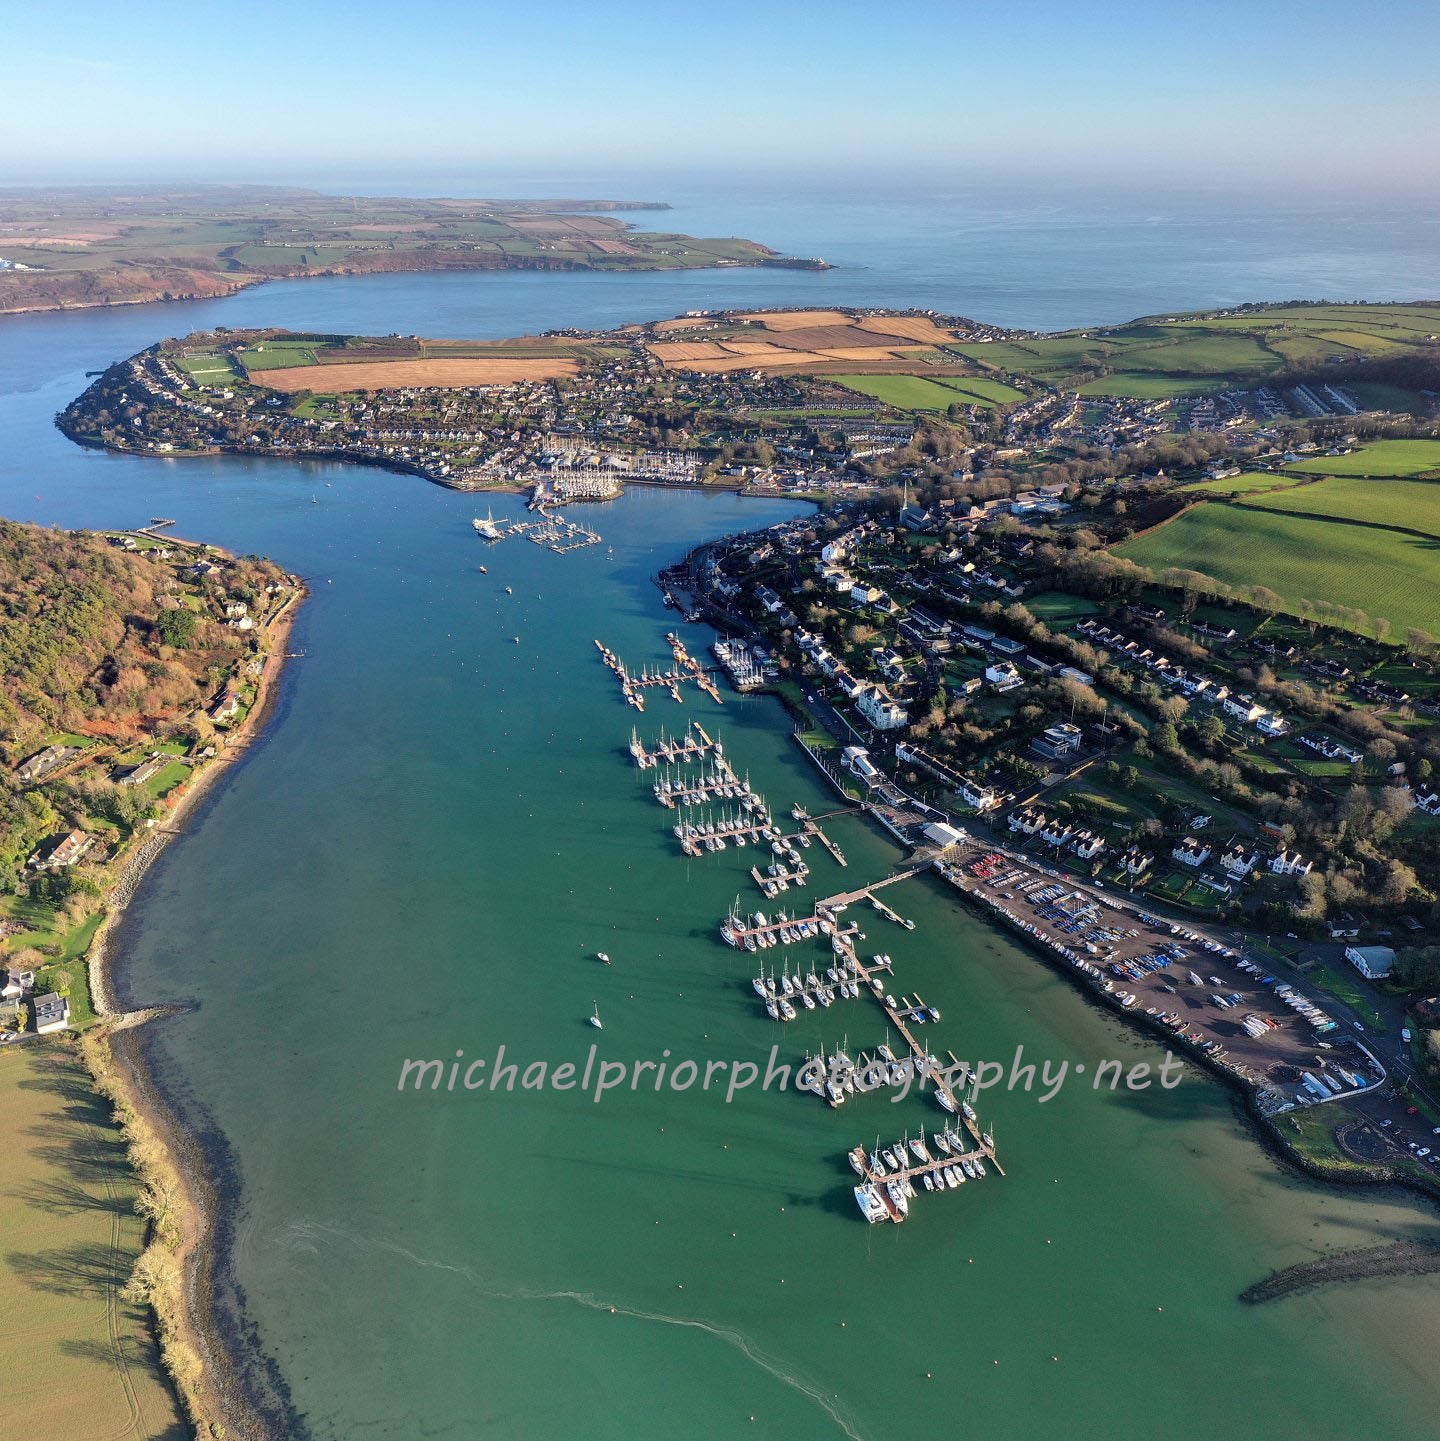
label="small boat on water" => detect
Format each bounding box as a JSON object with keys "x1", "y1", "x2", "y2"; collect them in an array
[
  {"x1": 478, "y1": 564, "x2": 488, "y2": 574},
  {"x1": 588, "y1": 1002, "x2": 603, "y2": 1030},
  {"x1": 597, "y1": 951, "x2": 610, "y2": 965}
]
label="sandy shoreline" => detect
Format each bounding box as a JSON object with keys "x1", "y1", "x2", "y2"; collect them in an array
[{"x1": 81, "y1": 582, "x2": 307, "y2": 1441}]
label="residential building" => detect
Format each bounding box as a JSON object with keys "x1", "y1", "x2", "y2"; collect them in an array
[
  {"x1": 856, "y1": 684, "x2": 908, "y2": 730},
  {"x1": 28, "y1": 829, "x2": 94, "y2": 871},
  {"x1": 1345, "y1": 945, "x2": 1395, "y2": 980},
  {"x1": 30, "y1": 993, "x2": 70, "y2": 1035}
]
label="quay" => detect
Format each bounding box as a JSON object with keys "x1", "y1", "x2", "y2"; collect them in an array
[
  {"x1": 750, "y1": 858, "x2": 810, "y2": 898},
  {"x1": 932, "y1": 843, "x2": 1379, "y2": 1115},
  {"x1": 727, "y1": 862, "x2": 1003, "y2": 1178},
  {"x1": 676, "y1": 813, "x2": 778, "y2": 857},
  {"x1": 649, "y1": 750, "x2": 765, "y2": 810},
  {"x1": 849, "y1": 1134, "x2": 998, "y2": 1223}
]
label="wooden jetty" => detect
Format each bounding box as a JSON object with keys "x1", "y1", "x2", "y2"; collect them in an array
[
  {"x1": 629, "y1": 721, "x2": 717, "y2": 769},
  {"x1": 809, "y1": 821, "x2": 848, "y2": 867},
  {"x1": 597, "y1": 635, "x2": 724, "y2": 710}
]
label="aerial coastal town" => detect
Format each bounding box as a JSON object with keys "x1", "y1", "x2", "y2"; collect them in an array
[{"x1": 54, "y1": 299, "x2": 1440, "y2": 1196}]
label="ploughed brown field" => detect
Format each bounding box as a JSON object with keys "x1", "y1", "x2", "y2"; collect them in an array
[
  {"x1": 647, "y1": 337, "x2": 936, "y2": 373},
  {"x1": 855, "y1": 314, "x2": 960, "y2": 344},
  {"x1": 759, "y1": 324, "x2": 898, "y2": 350},
  {"x1": 252, "y1": 357, "x2": 580, "y2": 391}
]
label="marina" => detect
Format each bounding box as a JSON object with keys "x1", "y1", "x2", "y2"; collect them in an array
[
  {"x1": 623, "y1": 664, "x2": 1001, "y2": 1221},
  {"x1": 474, "y1": 507, "x2": 602, "y2": 553}
]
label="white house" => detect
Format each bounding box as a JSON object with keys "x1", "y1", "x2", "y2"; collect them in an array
[
  {"x1": 1222, "y1": 696, "x2": 1266, "y2": 724},
  {"x1": 957, "y1": 777, "x2": 1002, "y2": 813},
  {"x1": 1269, "y1": 848, "x2": 1313, "y2": 877},
  {"x1": 841, "y1": 746, "x2": 878, "y2": 782},
  {"x1": 1219, "y1": 844, "x2": 1261, "y2": 880},
  {"x1": 1345, "y1": 945, "x2": 1395, "y2": 980},
  {"x1": 1008, "y1": 806, "x2": 1046, "y2": 835},
  {"x1": 856, "y1": 685, "x2": 908, "y2": 730},
  {"x1": 1172, "y1": 837, "x2": 1211, "y2": 868},
  {"x1": 1119, "y1": 846, "x2": 1153, "y2": 876},
  {"x1": 985, "y1": 662, "x2": 1023, "y2": 692}
]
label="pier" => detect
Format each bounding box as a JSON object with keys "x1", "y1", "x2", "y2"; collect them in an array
[
  {"x1": 809, "y1": 820, "x2": 848, "y2": 867},
  {"x1": 629, "y1": 721, "x2": 718, "y2": 769},
  {"x1": 596, "y1": 634, "x2": 725, "y2": 710}
]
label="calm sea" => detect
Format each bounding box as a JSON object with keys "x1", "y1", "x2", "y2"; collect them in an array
[{"x1": 2, "y1": 185, "x2": 1438, "y2": 1438}]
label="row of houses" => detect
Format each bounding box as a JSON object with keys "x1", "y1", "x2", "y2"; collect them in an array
[
  {"x1": 794, "y1": 629, "x2": 911, "y2": 730},
  {"x1": 1075, "y1": 619, "x2": 1288, "y2": 736},
  {"x1": 894, "y1": 742, "x2": 1005, "y2": 812},
  {"x1": 1173, "y1": 834, "x2": 1312, "y2": 879},
  {"x1": 1007, "y1": 806, "x2": 1105, "y2": 860}
]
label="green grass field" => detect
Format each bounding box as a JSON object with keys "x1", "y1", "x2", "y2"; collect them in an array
[
  {"x1": 1023, "y1": 590, "x2": 1102, "y2": 623},
  {"x1": 174, "y1": 354, "x2": 239, "y2": 384},
  {"x1": 1243, "y1": 475, "x2": 1440, "y2": 539},
  {"x1": 1116, "y1": 502, "x2": 1440, "y2": 638},
  {"x1": 831, "y1": 375, "x2": 984, "y2": 411},
  {"x1": 235, "y1": 340, "x2": 325, "y2": 372},
  {"x1": 1177, "y1": 472, "x2": 1305, "y2": 495},
  {"x1": 1286, "y1": 439, "x2": 1440, "y2": 478},
  {"x1": 0, "y1": 1043, "x2": 182, "y2": 1440},
  {"x1": 935, "y1": 375, "x2": 1025, "y2": 405},
  {"x1": 1078, "y1": 374, "x2": 1225, "y2": 398}
]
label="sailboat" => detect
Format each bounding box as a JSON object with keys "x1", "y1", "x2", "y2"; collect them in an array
[
  {"x1": 588, "y1": 1001, "x2": 603, "y2": 1029},
  {"x1": 473, "y1": 508, "x2": 503, "y2": 539}
]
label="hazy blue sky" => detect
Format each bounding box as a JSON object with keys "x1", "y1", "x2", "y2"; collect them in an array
[{"x1": 4, "y1": 0, "x2": 1437, "y2": 190}]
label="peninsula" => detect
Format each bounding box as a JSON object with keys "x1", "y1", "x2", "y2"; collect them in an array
[
  {"x1": 0, "y1": 517, "x2": 303, "y2": 1436},
  {"x1": 0, "y1": 184, "x2": 826, "y2": 314}
]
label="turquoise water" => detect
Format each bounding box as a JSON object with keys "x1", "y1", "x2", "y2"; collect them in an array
[{"x1": 2, "y1": 207, "x2": 1439, "y2": 1437}]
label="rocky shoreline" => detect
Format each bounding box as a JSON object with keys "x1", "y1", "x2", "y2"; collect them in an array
[{"x1": 1241, "y1": 1239, "x2": 1440, "y2": 1303}]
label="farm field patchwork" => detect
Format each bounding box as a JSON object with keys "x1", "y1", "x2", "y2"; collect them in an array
[{"x1": 1115, "y1": 502, "x2": 1440, "y2": 638}]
